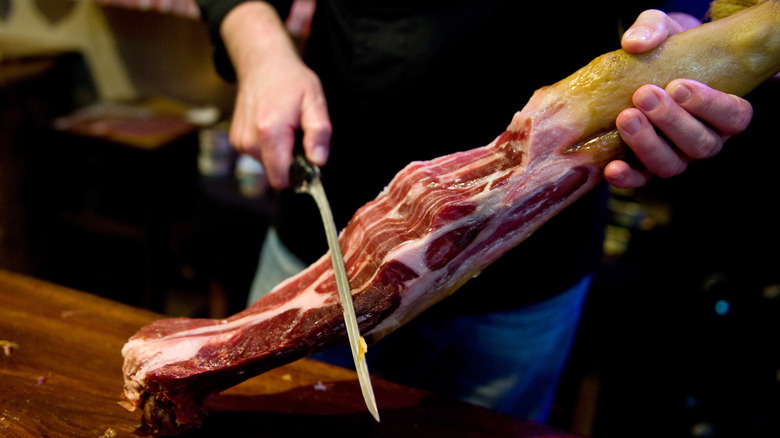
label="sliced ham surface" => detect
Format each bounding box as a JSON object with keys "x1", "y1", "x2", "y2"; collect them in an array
[
  {"x1": 122, "y1": 119, "x2": 604, "y2": 430},
  {"x1": 121, "y1": 1, "x2": 780, "y2": 433}
]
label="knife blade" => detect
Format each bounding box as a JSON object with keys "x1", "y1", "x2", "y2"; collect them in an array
[{"x1": 290, "y1": 148, "x2": 380, "y2": 422}]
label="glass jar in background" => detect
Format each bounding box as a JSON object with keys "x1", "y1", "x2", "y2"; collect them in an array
[
  {"x1": 187, "y1": 107, "x2": 235, "y2": 177},
  {"x1": 235, "y1": 153, "x2": 269, "y2": 198}
]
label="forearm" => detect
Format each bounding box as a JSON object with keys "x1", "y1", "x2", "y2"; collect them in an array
[{"x1": 220, "y1": 1, "x2": 301, "y2": 82}]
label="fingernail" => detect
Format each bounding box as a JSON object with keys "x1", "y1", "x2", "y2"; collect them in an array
[
  {"x1": 310, "y1": 145, "x2": 329, "y2": 165},
  {"x1": 621, "y1": 115, "x2": 641, "y2": 136},
  {"x1": 610, "y1": 170, "x2": 625, "y2": 183},
  {"x1": 624, "y1": 27, "x2": 652, "y2": 43},
  {"x1": 669, "y1": 82, "x2": 692, "y2": 104},
  {"x1": 636, "y1": 90, "x2": 659, "y2": 112}
]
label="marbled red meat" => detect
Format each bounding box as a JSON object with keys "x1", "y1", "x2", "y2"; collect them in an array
[
  {"x1": 122, "y1": 113, "x2": 604, "y2": 430},
  {"x1": 121, "y1": 2, "x2": 780, "y2": 432}
]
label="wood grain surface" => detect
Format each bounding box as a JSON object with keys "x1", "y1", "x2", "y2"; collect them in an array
[{"x1": 0, "y1": 270, "x2": 582, "y2": 437}]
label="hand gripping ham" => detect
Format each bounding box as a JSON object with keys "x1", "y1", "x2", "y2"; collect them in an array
[{"x1": 121, "y1": 1, "x2": 780, "y2": 434}]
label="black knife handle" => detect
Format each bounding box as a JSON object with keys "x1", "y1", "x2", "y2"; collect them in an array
[{"x1": 290, "y1": 132, "x2": 320, "y2": 192}]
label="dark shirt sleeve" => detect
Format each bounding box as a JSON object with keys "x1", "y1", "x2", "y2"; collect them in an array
[
  {"x1": 195, "y1": 0, "x2": 294, "y2": 81},
  {"x1": 656, "y1": 0, "x2": 711, "y2": 19}
]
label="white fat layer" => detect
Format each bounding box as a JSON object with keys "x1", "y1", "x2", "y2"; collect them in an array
[
  {"x1": 376, "y1": 169, "x2": 511, "y2": 314},
  {"x1": 368, "y1": 150, "x2": 599, "y2": 338},
  {"x1": 124, "y1": 121, "x2": 597, "y2": 395},
  {"x1": 125, "y1": 268, "x2": 334, "y2": 384}
]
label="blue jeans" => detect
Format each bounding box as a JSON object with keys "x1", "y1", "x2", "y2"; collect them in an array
[
  {"x1": 247, "y1": 227, "x2": 308, "y2": 304},
  {"x1": 248, "y1": 227, "x2": 591, "y2": 422}
]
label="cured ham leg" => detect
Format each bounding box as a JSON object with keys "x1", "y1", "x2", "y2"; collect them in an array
[{"x1": 122, "y1": 1, "x2": 780, "y2": 434}]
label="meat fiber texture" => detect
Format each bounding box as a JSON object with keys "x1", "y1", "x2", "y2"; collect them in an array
[{"x1": 122, "y1": 1, "x2": 780, "y2": 432}]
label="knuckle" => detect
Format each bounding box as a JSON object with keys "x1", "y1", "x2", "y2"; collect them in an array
[
  {"x1": 315, "y1": 122, "x2": 333, "y2": 138},
  {"x1": 230, "y1": 131, "x2": 250, "y2": 152},
  {"x1": 254, "y1": 121, "x2": 275, "y2": 141},
  {"x1": 657, "y1": 159, "x2": 688, "y2": 178},
  {"x1": 687, "y1": 134, "x2": 721, "y2": 159},
  {"x1": 725, "y1": 99, "x2": 753, "y2": 135},
  {"x1": 703, "y1": 93, "x2": 753, "y2": 136}
]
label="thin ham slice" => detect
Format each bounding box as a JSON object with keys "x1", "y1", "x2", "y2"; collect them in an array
[{"x1": 121, "y1": 1, "x2": 780, "y2": 433}]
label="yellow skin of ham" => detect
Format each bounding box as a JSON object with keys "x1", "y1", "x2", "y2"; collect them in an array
[{"x1": 539, "y1": 0, "x2": 780, "y2": 165}]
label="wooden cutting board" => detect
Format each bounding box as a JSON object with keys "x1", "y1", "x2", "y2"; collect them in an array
[{"x1": 0, "y1": 270, "x2": 582, "y2": 437}]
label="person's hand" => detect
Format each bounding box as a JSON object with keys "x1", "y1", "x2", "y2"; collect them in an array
[
  {"x1": 605, "y1": 10, "x2": 753, "y2": 189},
  {"x1": 222, "y1": 2, "x2": 331, "y2": 189}
]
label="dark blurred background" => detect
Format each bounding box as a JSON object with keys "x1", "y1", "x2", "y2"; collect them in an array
[{"x1": 0, "y1": 1, "x2": 777, "y2": 437}]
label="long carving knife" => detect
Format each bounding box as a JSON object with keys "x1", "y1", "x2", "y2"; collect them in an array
[{"x1": 290, "y1": 150, "x2": 380, "y2": 422}]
